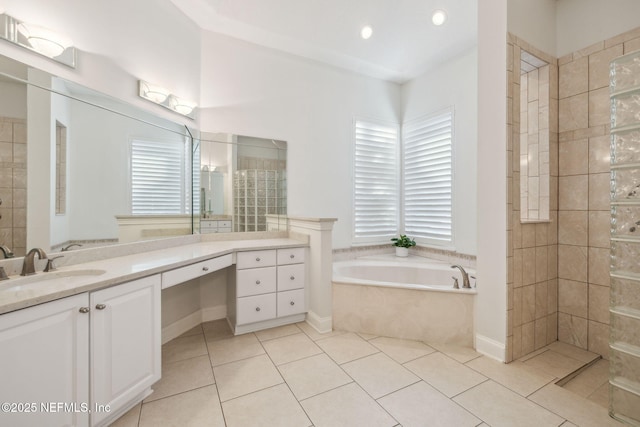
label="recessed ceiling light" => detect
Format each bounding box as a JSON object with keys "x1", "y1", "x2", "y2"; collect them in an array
[
  {"x1": 432, "y1": 9, "x2": 447, "y2": 26},
  {"x1": 361, "y1": 25, "x2": 373, "y2": 40}
]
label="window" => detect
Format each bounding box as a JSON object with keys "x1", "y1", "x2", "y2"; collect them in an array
[
  {"x1": 130, "y1": 138, "x2": 191, "y2": 215},
  {"x1": 402, "y1": 108, "x2": 454, "y2": 245},
  {"x1": 352, "y1": 119, "x2": 399, "y2": 243}
]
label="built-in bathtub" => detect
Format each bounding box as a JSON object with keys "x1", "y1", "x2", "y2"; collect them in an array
[{"x1": 332, "y1": 255, "x2": 477, "y2": 345}]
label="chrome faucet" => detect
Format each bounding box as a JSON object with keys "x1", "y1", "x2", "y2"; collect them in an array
[
  {"x1": 0, "y1": 245, "x2": 13, "y2": 259},
  {"x1": 61, "y1": 243, "x2": 83, "y2": 252},
  {"x1": 21, "y1": 248, "x2": 48, "y2": 276},
  {"x1": 451, "y1": 265, "x2": 471, "y2": 289}
]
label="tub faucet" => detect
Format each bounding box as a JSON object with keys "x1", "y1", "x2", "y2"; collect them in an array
[
  {"x1": 21, "y1": 248, "x2": 48, "y2": 276},
  {"x1": 0, "y1": 245, "x2": 13, "y2": 259},
  {"x1": 451, "y1": 265, "x2": 471, "y2": 289},
  {"x1": 61, "y1": 243, "x2": 83, "y2": 252}
]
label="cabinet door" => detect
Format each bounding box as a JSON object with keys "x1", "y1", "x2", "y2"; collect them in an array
[
  {"x1": 0, "y1": 293, "x2": 89, "y2": 427},
  {"x1": 90, "y1": 275, "x2": 161, "y2": 426}
]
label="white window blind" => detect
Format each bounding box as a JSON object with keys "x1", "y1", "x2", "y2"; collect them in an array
[
  {"x1": 402, "y1": 109, "x2": 453, "y2": 245},
  {"x1": 353, "y1": 119, "x2": 399, "y2": 242},
  {"x1": 131, "y1": 139, "x2": 189, "y2": 215}
]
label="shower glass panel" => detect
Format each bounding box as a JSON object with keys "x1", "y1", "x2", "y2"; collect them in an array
[{"x1": 610, "y1": 50, "x2": 640, "y2": 426}]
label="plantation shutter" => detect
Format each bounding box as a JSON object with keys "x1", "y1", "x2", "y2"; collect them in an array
[
  {"x1": 131, "y1": 139, "x2": 187, "y2": 215},
  {"x1": 402, "y1": 109, "x2": 453, "y2": 244},
  {"x1": 353, "y1": 119, "x2": 399, "y2": 242}
]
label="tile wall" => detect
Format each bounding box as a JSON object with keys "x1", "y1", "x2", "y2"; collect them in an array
[
  {"x1": 507, "y1": 35, "x2": 559, "y2": 362},
  {"x1": 556, "y1": 26, "x2": 640, "y2": 359},
  {"x1": 0, "y1": 117, "x2": 27, "y2": 257}
]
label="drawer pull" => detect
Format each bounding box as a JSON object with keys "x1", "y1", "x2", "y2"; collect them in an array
[
  {"x1": 203, "y1": 266, "x2": 209, "y2": 272},
  {"x1": 255, "y1": 307, "x2": 261, "y2": 312},
  {"x1": 79, "y1": 307, "x2": 90, "y2": 314},
  {"x1": 290, "y1": 254, "x2": 295, "y2": 259},
  {"x1": 290, "y1": 301, "x2": 295, "y2": 306},
  {"x1": 256, "y1": 257, "x2": 261, "y2": 262},
  {"x1": 290, "y1": 276, "x2": 295, "y2": 280},
  {"x1": 256, "y1": 280, "x2": 261, "y2": 285},
  {"x1": 95, "y1": 304, "x2": 106, "y2": 310}
]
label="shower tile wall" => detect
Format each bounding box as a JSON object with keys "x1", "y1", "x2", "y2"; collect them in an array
[
  {"x1": 556, "y1": 26, "x2": 640, "y2": 359},
  {"x1": 0, "y1": 117, "x2": 27, "y2": 257},
  {"x1": 506, "y1": 35, "x2": 559, "y2": 362}
]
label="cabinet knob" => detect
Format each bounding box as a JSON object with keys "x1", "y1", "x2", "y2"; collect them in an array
[
  {"x1": 255, "y1": 307, "x2": 261, "y2": 312},
  {"x1": 202, "y1": 266, "x2": 209, "y2": 272},
  {"x1": 290, "y1": 254, "x2": 295, "y2": 259},
  {"x1": 256, "y1": 257, "x2": 261, "y2": 262},
  {"x1": 256, "y1": 280, "x2": 261, "y2": 285},
  {"x1": 79, "y1": 307, "x2": 90, "y2": 314},
  {"x1": 290, "y1": 301, "x2": 295, "y2": 306},
  {"x1": 95, "y1": 304, "x2": 106, "y2": 310},
  {"x1": 290, "y1": 276, "x2": 295, "y2": 280}
]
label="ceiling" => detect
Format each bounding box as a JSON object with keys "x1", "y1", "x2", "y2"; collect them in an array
[{"x1": 170, "y1": 0, "x2": 478, "y2": 83}]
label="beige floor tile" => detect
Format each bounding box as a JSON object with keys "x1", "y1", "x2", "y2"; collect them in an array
[
  {"x1": 529, "y1": 383, "x2": 622, "y2": 427},
  {"x1": 404, "y1": 352, "x2": 487, "y2": 398},
  {"x1": 454, "y1": 380, "x2": 564, "y2": 427},
  {"x1": 278, "y1": 353, "x2": 352, "y2": 400},
  {"x1": 300, "y1": 383, "x2": 397, "y2": 427},
  {"x1": 254, "y1": 324, "x2": 301, "y2": 341},
  {"x1": 145, "y1": 355, "x2": 214, "y2": 403},
  {"x1": 203, "y1": 319, "x2": 234, "y2": 342},
  {"x1": 213, "y1": 354, "x2": 283, "y2": 402},
  {"x1": 546, "y1": 341, "x2": 601, "y2": 363},
  {"x1": 139, "y1": 385, "x2": 225, "y2": 427},
  {"x1": 523, "y1": 349, "x2": 585, "y2": 379},
  {"x1": 342, "y1": 352, "x2": 419, "y2": 399},
  {"x1": 161, "y1": 334, "x2": 208, "y2": 365},
  {"x1": 370, "y1": 336, "x2": 435, "y2": 363},
  {"x1": 357, "y1": 332, "x2": 379, "y2": 340},
  {"x1": 563, "y1": 359, "x2": 609, "y2": 397},
  {"x1": 109, "y1": 402, "x2": 141, "y2": 427},
  {"x1": 428, "y1": 342, "x2": 482, "y2": 363},
  {"x1": 316, "y1": 332, "x2": 379, "y2": 364},
  {"x1": 296, "y1": 321, "x2": 347, "y2": 341},
  {"x1": 222, "y1": 383, "x2": 311, "y2": 427},
  {"x1": 466, "y1": 356, "x2": 555, "y2": 396},
  {"x1": 561, "y1": 422, "x2": 578, "y2": 427},
  {"x1": 262, "y1": 333, "x2": 323, "y2": 365},
  {"x1": 208, "y1": 333, "x2": 265, "y2": 366},
  {"x1": 177, "y1": 324, "x2": 203, "y2": 338},
  {"x1": 587, "y1": 382, "x2": 609, "y2": 408},
  {"x1": 378, "y1": 381, "x2": 480, "y2": 427}
]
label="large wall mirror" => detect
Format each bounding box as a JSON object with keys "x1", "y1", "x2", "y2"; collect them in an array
[{"x1": 0, "y1": 54, "x2": 288, "y2": 257}]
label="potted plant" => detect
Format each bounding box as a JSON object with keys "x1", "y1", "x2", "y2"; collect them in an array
[{"x1": 390, "y1": 234, "x2": 416, "y2": 257}]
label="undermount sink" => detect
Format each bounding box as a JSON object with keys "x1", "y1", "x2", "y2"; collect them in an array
[{"x1": 0, "y1": 269, "x2": 107, "y2": 291}]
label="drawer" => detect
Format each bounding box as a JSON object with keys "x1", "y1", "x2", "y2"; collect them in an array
[
  {"x1": 161, "y1": 253, "x2": 232, "y2": 289},
  {"x1": 277, "y1": 247, "x2": 305, "y2": 265},
  {"x1": 218, "y1": 227, "x2": 232, "y2": 233},
  {"x1": 237, "y1": 267, "x2": 277, "y2": 297},
  {"x1": 277, "y1": 289, "x2": 305, "y2": 317},
  {"x1": 277, "y1": 264, "x2": 305, "y2": 291},
  {"x1": 218, "y1": 221, "x2": 232, "y2": 228},
  {"x1": 237, "y1": 293, "x2": 277, "y2": 325},
  {"x1": 237, "y1": 250, "x2": 276, "y2": 269}
]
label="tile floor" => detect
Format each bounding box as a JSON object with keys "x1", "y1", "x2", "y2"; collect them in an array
[{"x1": 110, "y1": 321, "x2": 622, "y2": 427}]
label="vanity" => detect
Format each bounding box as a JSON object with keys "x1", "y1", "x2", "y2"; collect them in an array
[{"x1": 0, "y1": 235, "x2": 308, "y2": 427}]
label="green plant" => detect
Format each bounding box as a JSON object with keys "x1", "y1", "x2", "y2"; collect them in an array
[{"x1": 390, "y1": 234, "x2": 416, "y2": 248}]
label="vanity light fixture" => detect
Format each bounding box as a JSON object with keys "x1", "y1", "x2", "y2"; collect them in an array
[
  {"x1": 138, "y1": 80, "x2": 197, "y2": 119},
  {"x1": 0, "y1": 13, "x2": 76, "y2": 67},
  {"x1": 361, "y1": 25, "x2": 373, "y2": 40},
  {"x1": 432, "y1": 9, "x2": 447, "y2": 26}
]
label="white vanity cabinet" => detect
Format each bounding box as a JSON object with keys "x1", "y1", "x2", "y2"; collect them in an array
[
  {"x1": 0, "y1": 275, "x2": 161, "y2": 427},
  {"x1": 200, "y1": 219, "x2": 232, "y2": 234},
  {"x1": 228, "y1": 247, "x2": 306, "y2": 334}
]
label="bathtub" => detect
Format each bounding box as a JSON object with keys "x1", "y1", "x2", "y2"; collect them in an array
[{"x1": 332, "y1": 255, "x2": 477, "y2": 345}]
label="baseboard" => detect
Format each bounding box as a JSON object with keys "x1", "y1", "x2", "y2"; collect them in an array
[
  {"x1": 475, "y1": 333, "x2": 506, "y2": 362},
  {"x1": 201, "y1": 305, "x2": 227, "y2": 322},
  {"x1": 161, "y1": 305, "x2": 227, "y2": 344},
  {"x1": 306, "y1": 310, "x2": 333, "y2": 334}
]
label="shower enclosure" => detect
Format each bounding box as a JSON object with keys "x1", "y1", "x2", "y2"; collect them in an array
[{"x1": 610, "y1": 50, "x2": 640, "y2": 426}]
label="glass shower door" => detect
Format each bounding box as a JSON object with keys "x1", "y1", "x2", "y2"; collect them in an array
[{"x1": 610, "y1": 50, "x2": 640, "y2": 426}]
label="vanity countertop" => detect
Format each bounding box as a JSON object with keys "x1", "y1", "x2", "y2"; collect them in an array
[{"x1": 0, "y1": 238, "x2": 306, "y2": 315}]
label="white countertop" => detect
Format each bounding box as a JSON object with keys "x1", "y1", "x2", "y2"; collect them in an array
[{"x1": 0, "y1": 238, "x2": 306, "y2": 315}]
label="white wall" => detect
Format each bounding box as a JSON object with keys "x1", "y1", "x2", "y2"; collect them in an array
[
  {"x1": 0, "y1": 82, "x2": 27, "y2": 119},
  {"x1": 507, "y1": 0, "x2": 557, "y2": 55},
  {"x1": 556, "y1": 0, "x2": 640, "y2": 57},
  {"x1": 199, "y1": 33, "x2": 401, "y2": 249},
  {"x1": 400, "y1": 48, "x2": 478, "y2": 256}
]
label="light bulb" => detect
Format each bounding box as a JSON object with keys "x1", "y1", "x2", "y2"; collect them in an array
[
  {"x1": 432, "y1": 9, "x2": 447, "y2": 26},
  {"x1": 361, "y1": 25, "x2": 373, "y2": 40}
]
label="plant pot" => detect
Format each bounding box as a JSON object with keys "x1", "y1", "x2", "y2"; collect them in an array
[{"x1": 395, "y1": 247, "x2": 409, "y2": 257}]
